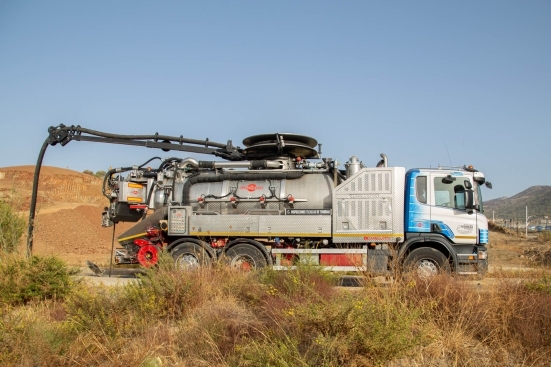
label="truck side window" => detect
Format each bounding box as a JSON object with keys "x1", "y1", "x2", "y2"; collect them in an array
[
  {"x1": 435, "y1": 191, "x2": 450, "y2": 206},
  {"x1": 415, "y1": 176, "x2": 427, "y2": 203},
  {"x1": 433, "y1": 177, "x2": 467, "y2": 209}
]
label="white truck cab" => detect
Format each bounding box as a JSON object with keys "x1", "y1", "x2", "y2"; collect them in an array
[{"x1": 404, "y1": 166, "x2": 491, "y2": 274}]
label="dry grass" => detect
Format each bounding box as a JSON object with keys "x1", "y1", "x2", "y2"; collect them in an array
[{"x1": 0, "y1": 252, "x2": 550, "y2": 366}]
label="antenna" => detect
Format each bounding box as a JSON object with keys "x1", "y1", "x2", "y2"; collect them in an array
[{"x1": 444, "y1": 142, "x2": 452, "y2": 166}]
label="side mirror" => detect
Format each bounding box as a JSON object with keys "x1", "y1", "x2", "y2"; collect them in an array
[
  {"x1": 464, "y1": 190, "x2": 474, "y2": 210},
  {"x1": 464, "y1": 180, "x2": 472, "y2": 189},
  {"x1": 442, "y1": 175, "x2": 456, "y2": 184},
  {"x1": 485, "y1": 181, "x2": 493, "y2": 189}
]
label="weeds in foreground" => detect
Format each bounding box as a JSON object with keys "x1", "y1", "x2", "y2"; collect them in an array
[
  {"x1": 0, "y1": 259, "x2": 550, "y2": 366},
  {"x1": 538, "y1": 231, "x2": 551, "y2": 242},
  {"x1": 0, "y1": 254, "x2": 76, "y2": 306},
  {"x1": 0, "y1": 193, "x2": 26, "y2": 253}
]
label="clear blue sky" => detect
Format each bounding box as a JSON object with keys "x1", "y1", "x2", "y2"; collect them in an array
[{"x1": 1, "y1": 1, "x2": 550, "y2": 201}]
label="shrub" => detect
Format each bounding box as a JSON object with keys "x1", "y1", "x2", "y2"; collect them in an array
[
  {"x1": 526, "y1": 274, "x2": 551, "y2": 293},
  {"x1": 538, "y1": 230, "x2": 551, "y2": 242},
  {"x1": 0, "y1": 199, "x2": 26, "y2": 253},
  {"x1": 0, "y1": 301, "x2": 72, "y2": 366},
  {"x1": 135, "y1": 253, "x2": 206, "y2": 318},
  {"x1": 249, "y1": 266, "x2": 426, "y2": 366},
  {"x1": 404, "y1": 273, "x2": 551, "y2": 365},
  {"x1": 0, "y1": 255, "x2": 76, "y2": 306},
  {"x1": 64, "y1": 283, "x2": 162, "y2": 339},
  {"x1": 259, "y1": 263, "x2": 339, "y2": 298},
  {"x1": 94, "y1": 170, "x2": 106, "y2": 178}
]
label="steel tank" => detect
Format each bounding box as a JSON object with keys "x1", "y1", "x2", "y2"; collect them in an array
[{"x1": 186, "y1": 172, "x2": 334, "y2": 214}]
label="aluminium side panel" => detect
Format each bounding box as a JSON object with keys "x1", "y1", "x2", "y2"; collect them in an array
[
  {"x1": 189, "y1": 215, "x2": 259, "y2": 236},
  {"x1": 258, "y1": 215, "x2": 331, "y2": 237},
  {"x1": 188, "y1": 214, "x2": 331, "y2": 238},
  {"x1": 332, "y1": 167, "x2": 405, "y2": 243}
]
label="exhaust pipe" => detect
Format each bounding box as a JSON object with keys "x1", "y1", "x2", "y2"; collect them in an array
[{"x1": 376, "y1": 154, "x2": 388, "y2": 168}]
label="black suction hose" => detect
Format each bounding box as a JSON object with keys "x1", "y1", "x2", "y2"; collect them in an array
[{"x1": 26, "y1": 138, "x2": 49, "y2": 258}]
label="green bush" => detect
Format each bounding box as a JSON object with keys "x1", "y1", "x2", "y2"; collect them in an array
[
  {"x1": 526, "y1": 275, "x2": 551, "y2": 294},
  {"x1": 95, "y1": 170, "x2": 106, "y2": 178},
  {"x1": 64, "y1": 253, "x2": 203, "y2": 340},
  {"x1": 237, "y1": 267, "x2": 426, "y2": 366},
  {"x1": 0, "y1": 255, "x2": 76, "y2": 305},
  {"x1": 0, "y1": 199, "x2": 26, "y2": 253},
  {"x1": 259, "y1": 263, "x2": 339, "y2": 298},
  {"x1": 64, "y1": 283, "x2": 162, "y2": 339},
  {"x1": 0, "y1": 303, "x2": 72, "y2": 366}
]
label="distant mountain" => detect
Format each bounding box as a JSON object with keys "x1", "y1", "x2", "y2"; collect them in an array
[{"x1": 484, "y1": 186, "x2": 551, "y2": 221}]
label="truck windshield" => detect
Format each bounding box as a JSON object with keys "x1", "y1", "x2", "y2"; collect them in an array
[{"x1": 475, "y1": 183, "x2": 484, "y2": 213}]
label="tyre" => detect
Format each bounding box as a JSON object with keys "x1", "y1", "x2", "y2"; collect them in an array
[
  {"x1": 403, "y1": 247, "x2": 450, "y2": 276},
  {"x1": 170, "y1": 242, "x2": 211, "y2": 270},
  {"x1": 225, "y1": 243, "x2": 268, "y2": 271}
]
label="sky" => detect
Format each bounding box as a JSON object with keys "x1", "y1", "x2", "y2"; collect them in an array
[{"x1": 0, "y1": 1, "x2": 550, "y2": 201}]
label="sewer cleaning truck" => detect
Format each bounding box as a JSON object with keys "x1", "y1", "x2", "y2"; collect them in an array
[{"x1": 29, "y1": 126, "x2": 492, "y2": 276}]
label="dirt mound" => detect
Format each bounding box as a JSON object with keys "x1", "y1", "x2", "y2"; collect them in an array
[
  {"x1": 0, "y1": 166, "x2": 134, "y2": 265},
  {"x1": 32, "y1": 205, "x2": 134, "y2": 265},
  {"x1": 488, "y1": 221, "x2": 514, "y2": 235},
  {"x1": 521, "y1": 245, "x2": 551, "y2": 267}
]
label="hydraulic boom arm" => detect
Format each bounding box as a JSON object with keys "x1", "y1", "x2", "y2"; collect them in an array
[{"x1": 26, "y1": 124, "x2": 245, "y2": 257}]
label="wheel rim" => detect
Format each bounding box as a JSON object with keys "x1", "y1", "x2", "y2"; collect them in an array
[
  {"x1": 230, "y1": 254, "x2": 256, "y2": 271},
  {"x1": 416, "y1": 259, "x2": 438, "y2": 277},
  {"x1": 176, "y1": 253, "x2": 200, "y2": 270}
]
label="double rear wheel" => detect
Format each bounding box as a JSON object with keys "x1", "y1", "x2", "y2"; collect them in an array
[{"x1": 169, "y1": 241, "x2": 269, "y2": 271}]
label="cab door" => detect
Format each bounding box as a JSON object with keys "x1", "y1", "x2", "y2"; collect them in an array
[{"x1": 429, "y1": 172, "x2": 477, "y2": 245}]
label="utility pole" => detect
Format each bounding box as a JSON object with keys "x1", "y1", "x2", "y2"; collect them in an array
[{"x1": 526, "y1": 205, "x2": 528, "y2": 238}]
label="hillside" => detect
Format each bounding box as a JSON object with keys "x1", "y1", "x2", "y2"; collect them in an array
[
  {"x1": 0, "y1": 165, "x2": 105, "y2": 210},
  {"x1": 484, "y1": 185, "x2": 551, "y2": 221},
  {"x1": 0, "y1": 166, "x2": 134, "y2": 265}
]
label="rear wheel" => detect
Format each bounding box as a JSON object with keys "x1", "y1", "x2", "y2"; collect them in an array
[
  {"x1": 170, "y1": 242, "x2": 211, "y2": 270},
  {"x1": 403, "y1": 247, "x2": 450, "y2": 277},
  {"x1": 225, "y1": 243, "x2": 267, "y2": 271}
]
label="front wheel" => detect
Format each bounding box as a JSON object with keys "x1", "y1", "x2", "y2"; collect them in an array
[
  {"x1": 170, "y1": 242, "x2": 211, "y2": 270},
  {"x1": 225, "y1": 243, "x2": 268, "y2": 271},
  {"x1": 403, "y1": 247, "x2": 450, "y2": 277}
]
